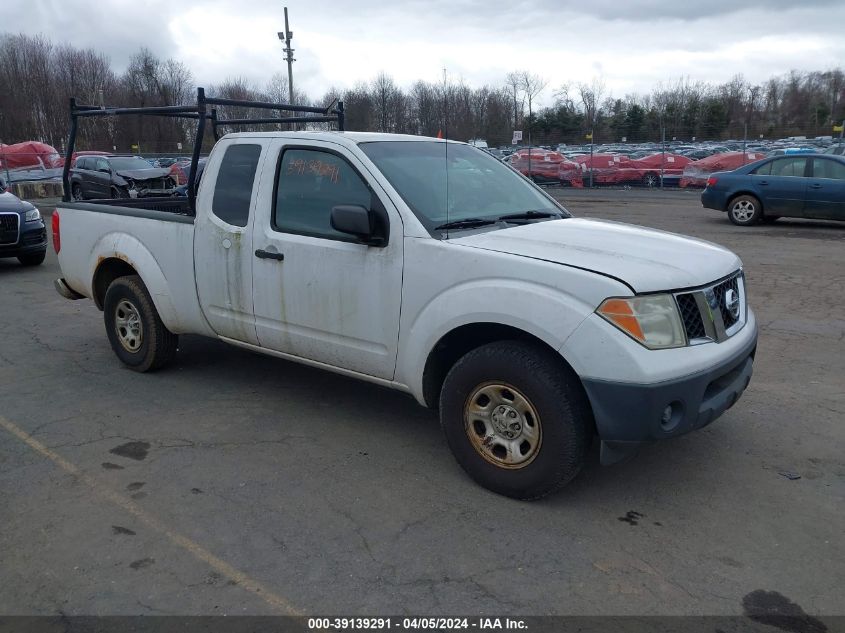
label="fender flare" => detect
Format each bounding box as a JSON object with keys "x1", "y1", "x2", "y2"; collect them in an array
[
  {"x1": 89, "y1": 232, "x2": 180, "y2": 332},
  {"x1": 396, "y1": 279, "x2": 596, "y2": 404}
]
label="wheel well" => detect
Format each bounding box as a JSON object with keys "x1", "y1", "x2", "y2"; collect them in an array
[
  {"x1": 726, "y1": 191, "x2": 763, "y2": 212},
  {"x1": 92, "y1": 258, "x2": 137, "y2": 310},
  {"x1": 421, "y1": 322, "x2": 580, "y2": 410}
]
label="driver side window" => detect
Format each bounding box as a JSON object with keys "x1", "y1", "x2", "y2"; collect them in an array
[{"x1": 273, "y1": 149, "x2": 372, "y2": 241}]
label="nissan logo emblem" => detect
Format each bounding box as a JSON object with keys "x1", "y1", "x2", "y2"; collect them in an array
[{"x1": 725, "y1": 288, "x2": 740, "y2": 320}]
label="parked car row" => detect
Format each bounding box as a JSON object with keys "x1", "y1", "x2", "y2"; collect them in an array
[{"x1": 499, "y1": 137, "x2": 844, "y2": 188}]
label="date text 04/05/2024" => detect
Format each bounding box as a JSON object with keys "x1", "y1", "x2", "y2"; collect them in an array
[{"x1": 307, "y1": 618, "x2": 528, "y2": 630}]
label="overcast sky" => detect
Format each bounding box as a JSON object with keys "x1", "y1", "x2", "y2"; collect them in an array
[{"x1": 10, "y1": 0, "x2": 845, "y2": 107}]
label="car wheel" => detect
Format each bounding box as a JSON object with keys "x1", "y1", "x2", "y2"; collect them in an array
[
  {"x1": 111, "y1": 186, "x2": 129, "y2": 199},
  {"x1": 103, "y1": 275, "x2": 178, "y2": 372},
  {"x1": 439, "y1": 341, "x2": 592, "y2": 500},
  {"x1": 643, "y1": 172, "x2": 660, "y2": 188},
  {"x1": 728, "y1": 195, "x2": 763, "y2": 226},
  {"x1": 17, "y1": 251, "x2": 46, "y2": 266},
  {"x1": 71, "y1": 183, "x2": 83, "y2": 201}
]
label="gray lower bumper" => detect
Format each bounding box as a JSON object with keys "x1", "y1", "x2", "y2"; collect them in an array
[{"x1": 582, "y1": 325, "x2": 758, "y2": 465}]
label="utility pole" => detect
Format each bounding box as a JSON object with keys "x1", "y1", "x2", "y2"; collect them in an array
[{"x1": 278, "y1": 7, "x2": 295, "y2": 126}]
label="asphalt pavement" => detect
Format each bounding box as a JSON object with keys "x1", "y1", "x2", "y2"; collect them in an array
[{"x1": 1, "y1": 189, "x2": 843, "y2": 617}]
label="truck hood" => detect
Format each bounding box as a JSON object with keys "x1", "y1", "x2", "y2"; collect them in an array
[
  {"x1": 451, "y1": 218, "x2": 741, "y2": 293},
  {"x1": 115, "y1": 168, "x2": 171, "y2": 181}
]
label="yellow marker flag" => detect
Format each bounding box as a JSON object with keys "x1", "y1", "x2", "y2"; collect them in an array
[{"x1": 833, "y1": 124, "x2": 844, "y2": 133}]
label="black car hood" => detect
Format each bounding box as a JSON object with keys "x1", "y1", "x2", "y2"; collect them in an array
[
  {"x1": 0, "y1": 191, "x2": 32, "y2": 213},
  {"x1": 115, "y1": 168, "x2": 171, "y2": 181}
]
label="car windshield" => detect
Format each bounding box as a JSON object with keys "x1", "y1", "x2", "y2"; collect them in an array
[
  {"x1": 109, "y1": 157, "x2": 155, "y2": 170},
  {"x1": 359, "y1": 141, "x2": 568, "y2": 235}
]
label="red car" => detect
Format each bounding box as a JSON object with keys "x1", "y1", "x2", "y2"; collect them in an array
[{"x1": 510, "y1": 149, "x2": 567, "y2": 183}]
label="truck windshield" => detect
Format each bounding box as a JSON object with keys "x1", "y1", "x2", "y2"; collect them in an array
[{"x1": 359, "y1": 141, "x2": 568, "y2": 235}]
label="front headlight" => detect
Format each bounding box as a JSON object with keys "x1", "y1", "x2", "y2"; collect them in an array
[
  {"x1": 597, "y1": 294, "x2": 686, "y2": 349},
  {"x1": 24, "y1": 207, "x2": 41, "y2": 222}
]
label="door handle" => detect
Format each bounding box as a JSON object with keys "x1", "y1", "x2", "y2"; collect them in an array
[
  {"x1": 255, "y1": 249, "x2": 284, "y2": 261},
  {"x1": 809, "y1": 183, "x2": 822, "y2": 189},
  {"x1": 758, "y1": 180, "x2": 768, "y2": 185}
]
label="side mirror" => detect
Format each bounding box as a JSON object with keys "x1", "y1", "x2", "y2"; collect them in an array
[{"x1": 330, "y1": 205, "x2": 383, "y2": 245}]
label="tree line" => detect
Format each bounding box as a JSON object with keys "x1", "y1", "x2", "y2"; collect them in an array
[{"x1": 1, "y1": 32, "x2": 843, "y2": 153}]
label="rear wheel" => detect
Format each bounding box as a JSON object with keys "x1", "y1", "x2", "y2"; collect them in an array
[
  {"x1": 18, "y1": 251, "x2": 45, "y2": 266},
  {"x1": 439, "y1": 341, "x2": 592, "y2": 500},
  {"x1": 71, "y1": 183, "x2": 83, "y2": 201},
  {"x1": 103, "y1": 275, "x2": 178, "y2": 372},
  {"x1": 728, "y1": 195, "x2": 763, "y2": 226}
]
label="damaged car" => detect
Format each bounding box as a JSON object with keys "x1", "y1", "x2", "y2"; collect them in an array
[{"x1": 70, "y1": 155, "x2": 175, "y2": 200}]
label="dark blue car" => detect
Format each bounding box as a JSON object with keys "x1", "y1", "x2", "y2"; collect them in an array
[{"x1": 701, "y1": 154, "x2": 845, "y2": 226}]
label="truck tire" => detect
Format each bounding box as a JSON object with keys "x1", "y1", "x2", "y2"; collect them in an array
[
  {"x1": 728, "y1": 195, "x2": 762, "y2": 226},
  {"x1": 18, "y1": 251, "x2": 46, "y2": 266},
  {"x1": 103, "y1": 275, "x2": 178, "y2": 372},
  {"x1": 439, "y1": 341, "x2": 592, "y2": 500}
]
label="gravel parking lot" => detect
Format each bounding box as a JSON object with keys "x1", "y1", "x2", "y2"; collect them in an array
[{"x1": 1, "y1": 189, "x2": 843, "y2": 618}]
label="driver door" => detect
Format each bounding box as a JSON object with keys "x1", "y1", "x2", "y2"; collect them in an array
[{"x1": 251, "y1": 140, "x2": 404, "y2": 380}]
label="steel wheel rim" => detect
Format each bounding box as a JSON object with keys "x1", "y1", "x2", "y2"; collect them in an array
[
  {"x1": 115, "y1": 299, "x2": 143, "y2": 353},
  {"x1": 732, "y1": 200, "x2": 755, "y2": 221},
  {"x1": 464, "y1": 381, "x2": 542, "y2": 469}
]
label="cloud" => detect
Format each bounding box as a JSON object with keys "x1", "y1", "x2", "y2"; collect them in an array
[{"x1": 4, "y1": 0, "x2": 845, "y2": 107}]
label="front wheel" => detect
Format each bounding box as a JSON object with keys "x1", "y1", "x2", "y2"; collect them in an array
[
  {"x1": 103, "y1": 275, "x2": 178, "y2": 372},
  {"x1": 642, "y1": 172, "x2": 660, "y2": 188},
  {"x1": 439, "y1": 341, "x2": 592, "y2": 500},
  {"x1": 111, "y1": 186, "x2": 129, "y2": 199},
  {"x1": 728, "y1": 195, "x2": 763, "y2": 226}
]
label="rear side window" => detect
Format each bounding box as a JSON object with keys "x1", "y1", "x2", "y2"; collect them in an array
[
  {"x1": 812, "y1": 158, "x2": 845, "y2": 180},
  {"x1": 273, "y1": 149, "x2": 371, "y2": 240},
  {"x1": 770, "y1": 157, "x2": 808, "y2": 177},
  {"x1": 212, "y1": 144, "x2": 262, "y2": 228},
  {"x1": 752, "y1": 161, "x2": 772, "y2": 176},
  {"x1": 76, "y1": 157, "x2": 89, "y2": 170}
]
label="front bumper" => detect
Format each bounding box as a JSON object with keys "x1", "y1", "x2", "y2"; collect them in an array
[
  {"x1": 581, "y1": 321, "x2": 758, "y2": 464},
  {"x1": 0, "y1": 219, "x2": 47, "y2": 258}
]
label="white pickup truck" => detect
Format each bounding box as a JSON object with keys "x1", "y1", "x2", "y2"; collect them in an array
[{"x1": 54, "y1": 131, "x2": 757, "y2": 499}]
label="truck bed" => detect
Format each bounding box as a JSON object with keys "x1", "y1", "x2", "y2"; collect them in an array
[
  {"x1": 68, "y1": 196, "x2": 193, "y2": 217},
  {"x1": 55, "y1": 200, "x2": 211, "y2": 337}
]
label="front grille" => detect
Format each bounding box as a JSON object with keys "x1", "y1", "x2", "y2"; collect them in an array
[
  {"x1": 712, "y1": 275, "x2": 740, "y2": 329},
  {"x1": 676, "y1": 293, "x2": 706, "y2": 340},
  {"x1": 674, "y1": 271, "x2": 745, "y2": 344},
  {"x1": 138, "y1": 178, "x2": 173, "y2": 190},
  {"x1": 0, "y1": 213, "x2": 19, "y2": 245}
]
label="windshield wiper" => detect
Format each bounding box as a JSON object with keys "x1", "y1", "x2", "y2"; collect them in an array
[
  {"x1": 434, "y1": 218, "x2": 499, "y2": 231},
  {"x1": 496, "y1": 210, "x2": 564, "y2": 222}
]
